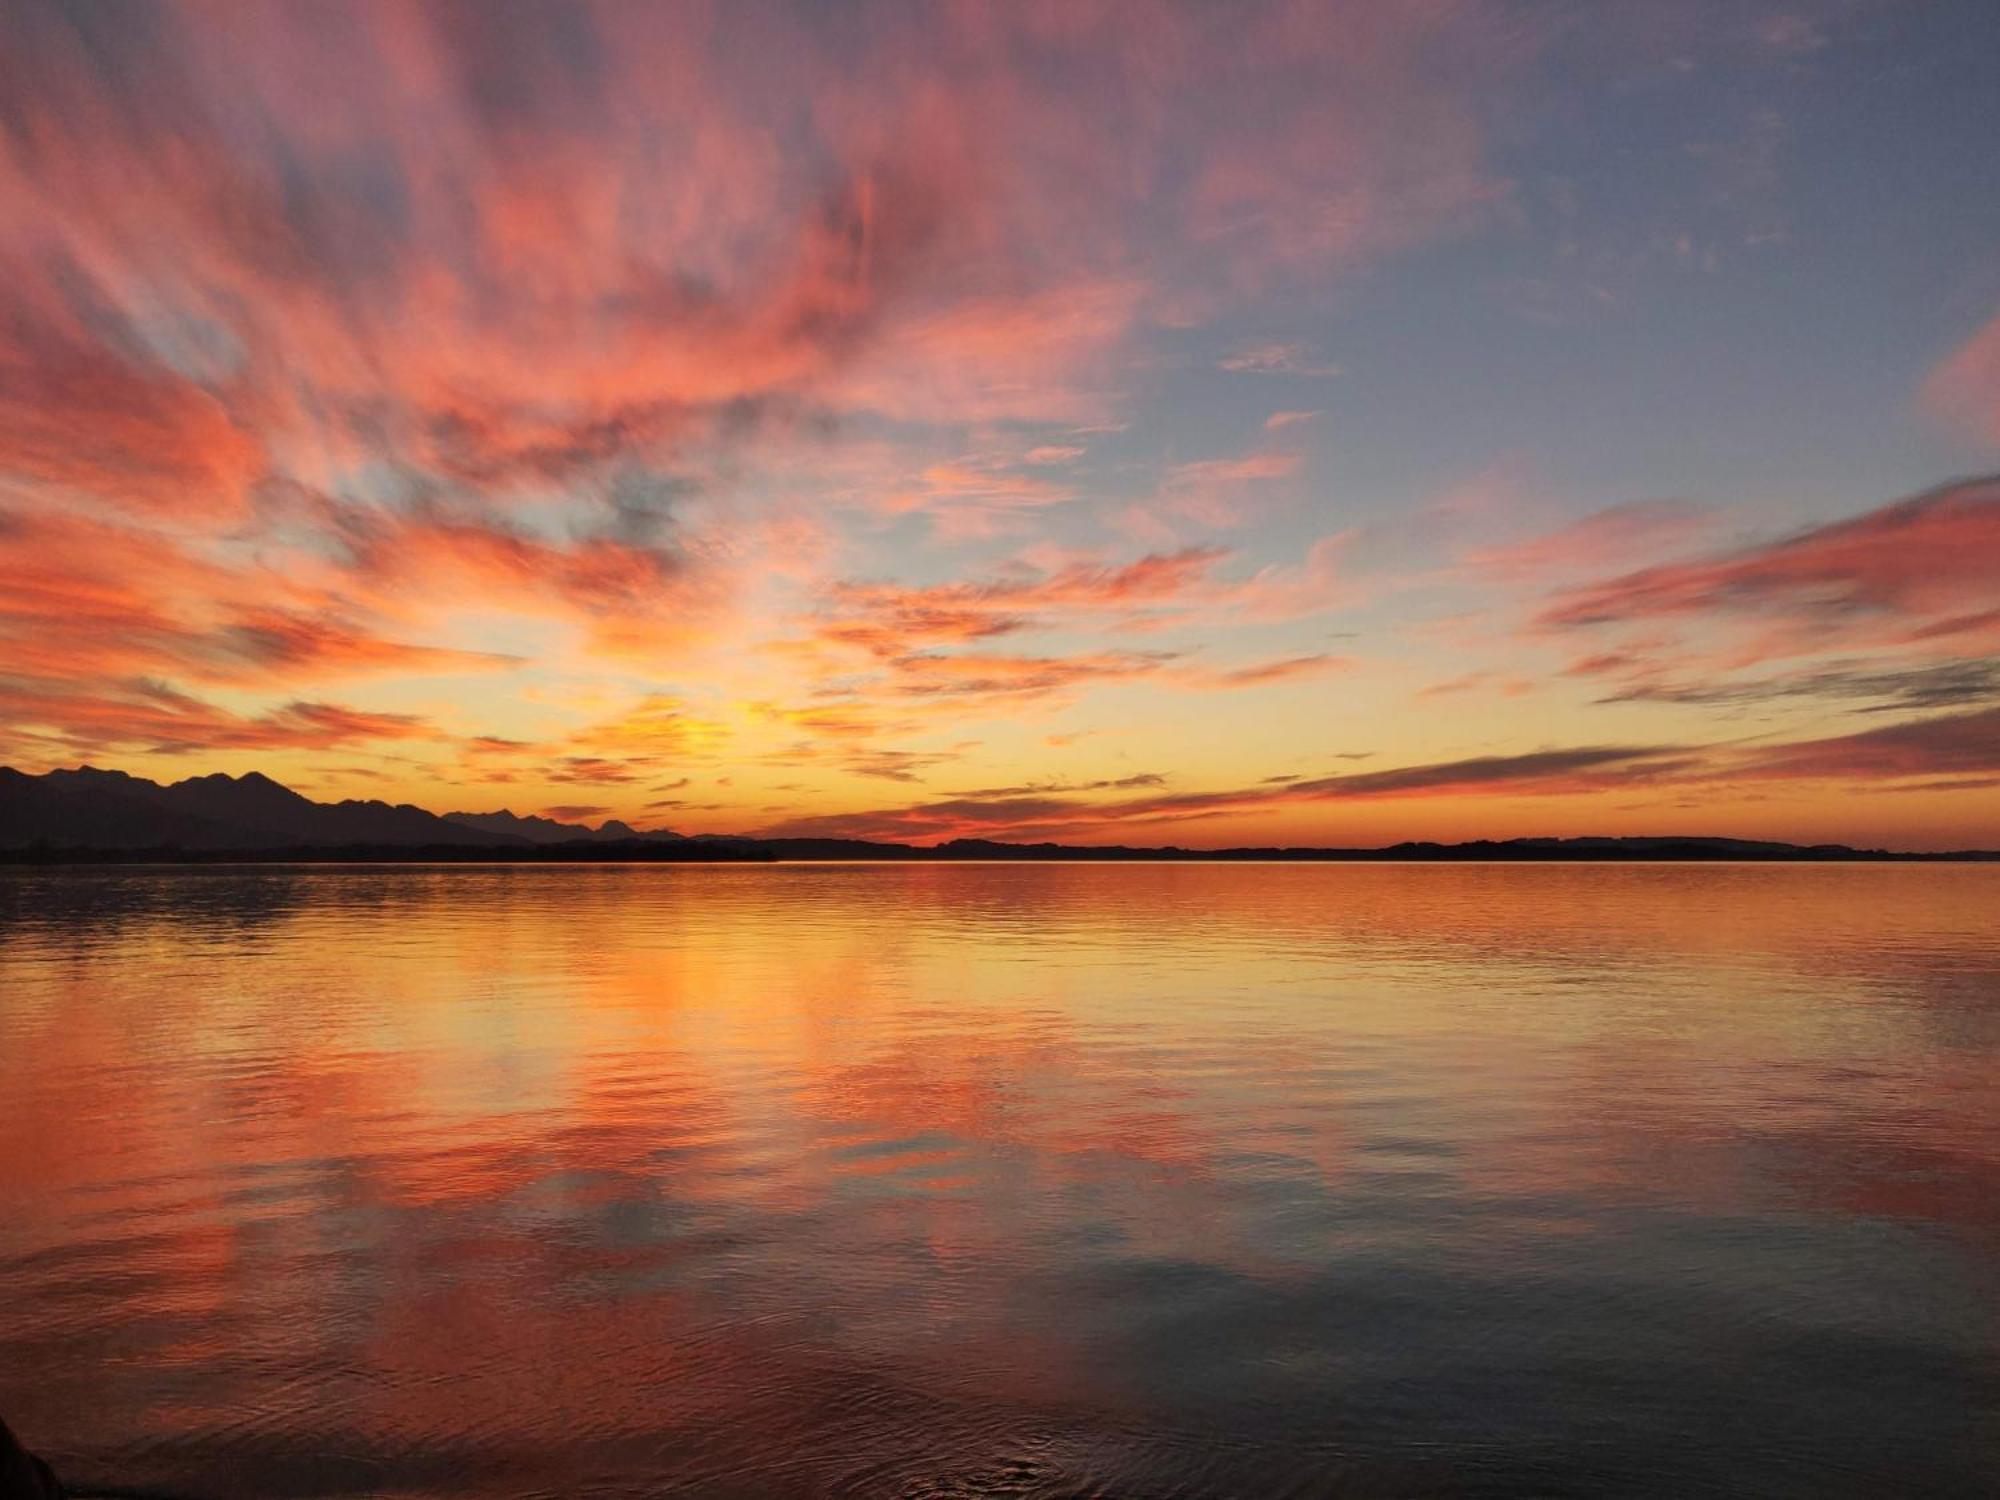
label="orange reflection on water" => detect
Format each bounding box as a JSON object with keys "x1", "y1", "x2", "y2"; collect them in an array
[{"x1": 0, "y1": 862, "x2": 1995, "y2": 1496}]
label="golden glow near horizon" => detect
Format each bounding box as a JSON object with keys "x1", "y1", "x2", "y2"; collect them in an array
[{"x1": 1, "y1": 2, "x2": 1997, "y2": 848}]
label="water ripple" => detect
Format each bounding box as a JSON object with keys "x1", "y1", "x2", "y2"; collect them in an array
[{"x1": 1, "y1": 863, "x2": 1995, "y2": 1496}]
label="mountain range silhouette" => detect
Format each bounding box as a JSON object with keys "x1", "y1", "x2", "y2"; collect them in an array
[
  {"x1": 2, "y1": 765, "x2": 1993, "y2": 862},
  {"x1": 0, "y1": 766, "x2": 689, "y2": 853}
]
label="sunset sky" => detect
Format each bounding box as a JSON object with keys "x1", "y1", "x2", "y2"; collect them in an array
[{"x1": 2, "y1": 0, "x2": 1997, "y2": 848}]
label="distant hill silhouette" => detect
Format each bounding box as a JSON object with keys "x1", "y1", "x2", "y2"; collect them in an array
[
  {"x1": 445, "y1": 808, "x2": 686, "y2": 844},
  {"x1": 740, "y1": 834, "x2": 1991, "y2": 862},
  {"x1": 0, "y1": 765, "x2": 1991, "y2": 861}
]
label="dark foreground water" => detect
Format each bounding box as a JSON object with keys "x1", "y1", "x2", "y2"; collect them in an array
[{"x1": 0, "y1": 863, "x2": 1994, "y2": 1498}]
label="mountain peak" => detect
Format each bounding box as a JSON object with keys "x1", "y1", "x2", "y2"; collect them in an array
[
  {"x1": 45, "y1": 765, "x2": 139, "y2": 785},
  {"x1": 442, "y1": 807, "x2": 680, "y2": 844},
  {"x1": 171, "y1": 769, "x2": 312, "y2": 808},
  {"x1": 1, "y1": 765, "x2": 525, "y2": 850}
]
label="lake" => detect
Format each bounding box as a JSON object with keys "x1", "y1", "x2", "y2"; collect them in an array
[{"x1": 0, "y1": 863, "x2": 1994, "y2": 1497}]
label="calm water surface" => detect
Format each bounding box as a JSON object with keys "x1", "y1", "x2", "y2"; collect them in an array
[{"x1": 0, "y1": 863, "x2": 1995, "y2": 1497}]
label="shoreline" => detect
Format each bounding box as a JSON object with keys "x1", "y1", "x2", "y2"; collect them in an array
[{"x1": 4, "y1": 845, "x2": 1994, "y2": 866}]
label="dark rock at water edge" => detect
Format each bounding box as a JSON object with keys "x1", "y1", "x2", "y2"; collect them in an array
[{"x1": 0, "y1": 1417, "x2": 64, "y2": 1500}]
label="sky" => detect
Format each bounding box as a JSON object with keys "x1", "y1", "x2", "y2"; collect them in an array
[{"x1": 2, "y1": 0, "x2": 1997, "y2": 849}]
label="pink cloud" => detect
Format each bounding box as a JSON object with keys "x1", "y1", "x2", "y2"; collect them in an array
[
  {"x1": 1416, "y1": 671, "x2": 1535, "y2": 700},
  {"x1": 1467, "y1": 499, "x2": 1713, "y2": 583},
  {"x1": 1733, "y1": 706, "x2": 2000, "y2": 783},
  {"x1": 813, "y1": 546, "x2": 1235, "y2": 653},
  {"x1": 0, "y1": 677, "x2": 432, "y2": 762},
  {"x1": 1219, "y1": 344, "x2": 1343, "y2": 377},
  {"x1": 1923, "y1": 309, "x2": 2000, "y2": 445},
  {"x1": 1536, "y1": 477, "x2": 2000, "y2": 652},
  {"x1": 1168, "y1": 453, "x2": 1302, "y2": 487},
  {"x1": 1520, "y1": 477, "x2": 2000, "y2": 717},
  {"x1": 1184, "y1": 653, "x2": 1354, "y2": 689}
]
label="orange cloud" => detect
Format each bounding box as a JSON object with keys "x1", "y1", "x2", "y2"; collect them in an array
[
  {"x1": 755, "y1": 744, "x2": 1689, "y2": 843},
  {"x1": 0, "y1": 0, "x2": 1527, "y2": 796},
  {"x1": 886, "y1": 649, "x2": 1178, "y2": 702},
  {"x1": 16, "y1": 1, "x2": 1979, "y2": 852},
  {"x1": 0, "y1": 677, "x2": 431, "y2": 762},
  {"x1": 0, "y1": 331, "x2": 265, "y2": 521},
  {"x1": 754, "y1": 705, "x2": 2000, "y2": 846},
  {"x1": 806, "y1": 546, "x2": 1235, "y2": 664},
  {"x1": 0, "y1": 505, "x2": 513, "y2": 760},
  {"x1": 326, "y1": 509, "x2": 725, "y2": 661},
  {"x1": 1185, "y1": 653, "x2": 1353, "y2": 689}
]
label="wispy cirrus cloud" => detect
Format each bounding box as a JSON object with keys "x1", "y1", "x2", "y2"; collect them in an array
[
  {"x1": 0, "y1": 505, "x2": 518, "y2": 768},
  {"x1": 1524, "y1": 477, "x2": 2000, "y2": 712},
  {"x1": 328, "y1": 508, "x2": 721, "y2": 660},
  {"x1": 1596, "y1": 657, "x2": 2000, "y2": 715},
  {"x1": 1218, "y1": 343, "x2": 1343, "y2": 377},
  {"x1": 782, "y1": 539, "x2": 1357, "y2": 743},
  {"x1": 1263, "y1": 409, "x2": 1322, "y2": 431},
  {"x1": 1923, "y1": 310, "x2": 2000, "y2": 445},
  {"x1": 754, "y1": 704, "x2": 2000, "y2": 845},
  {"x1": 1183, "y1": 653, "x2": 1353, "y2": 689},
  {"x1": 803, "y1": 546, "x2": 1235, "y2": 661},
  {"x1": 0, "y1": 0, "x2": 1505, "y2": 525},
  {"x1": 0, "y1": 506, "x2": 515, "y2": 685},
  {"x1": 755, "y1": 743, "x2": 1691, "y2": 843},
  {"x1": 0, "y1": 676, "x2": 432, "y2": 761},
  {"x1": 1731, "y1": 705, "x2": 2000, "y2": 784},
  {"x1": 1466, "y1": 499, "x2": 1713, "y2": 584},
  {"x1": 1535, "y1": 477, "x2": 1999, "y2": 638},
  {"x1": 0, "y1": 0, "x2": 1528, "y2": 792},
  {"x1": 3, "y1": 0, "x2": 1989, "y2": 848},
  {"x1": 886, "y1": 649, "x2": 1180, "y2": 703}
]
